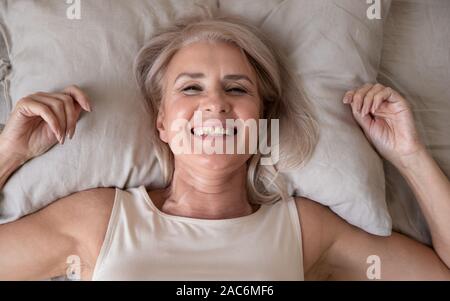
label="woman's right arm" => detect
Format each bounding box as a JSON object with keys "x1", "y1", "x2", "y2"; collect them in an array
[
  {"x1": 0, "y1": 188, "x2": 114, "y2": 280},
  {"x1": 0, "y1": 86, "x2": 113, "y2": 280}
]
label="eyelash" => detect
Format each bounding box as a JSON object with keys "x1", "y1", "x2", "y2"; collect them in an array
[{"x1": 181, "y1": 85, "x2": 248, "y2": 95}]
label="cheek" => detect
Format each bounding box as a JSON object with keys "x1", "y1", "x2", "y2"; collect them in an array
[
  {"x1": 235, "y1": 101, "x2": 261, "y2": 120},
  {"x1": 163, "y1": 97, "x2": 195, "y2": 125},
  {"x1": 162, "y1": 103, "x2": 196, "y2": 143}
]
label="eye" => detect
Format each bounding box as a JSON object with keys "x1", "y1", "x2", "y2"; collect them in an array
[
  {"x1": 226, "y1": 87, "x2": 247, "y2": 95},
  {"x1": 182, "y1": 85, "x2": 203, "y2": 95}
]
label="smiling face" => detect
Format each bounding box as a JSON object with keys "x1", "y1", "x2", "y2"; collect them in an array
[{"x1": 156, "y1": 41, "x2": 262, "y2": 172}]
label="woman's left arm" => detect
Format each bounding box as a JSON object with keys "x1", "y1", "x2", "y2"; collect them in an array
[
  {"x1": 343, "y1": 83, "x2": 450, "y2": 268},
  {"x1": 321, "y1": 83, "x2": 450, "y2": 279},
  {"x1": 393, "y1": 147, "x2": 450, "y2": 267}
]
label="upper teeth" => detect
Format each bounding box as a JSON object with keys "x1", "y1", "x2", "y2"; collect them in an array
[{"x1": 193, "y1": 127, "x2": 233, "y2": 136}]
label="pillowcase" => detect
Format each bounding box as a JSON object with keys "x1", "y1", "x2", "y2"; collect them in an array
[
  {"x1": 217, "y1": 0, "x2": 392, "y2": 235},
  {"x1": 0, "y1": 0, "x2": 392, "y2": 236}
]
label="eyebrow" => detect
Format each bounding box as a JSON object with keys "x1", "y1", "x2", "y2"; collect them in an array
[{"x1": 174, "y1": 72, "x2": 254, "y2": 85}]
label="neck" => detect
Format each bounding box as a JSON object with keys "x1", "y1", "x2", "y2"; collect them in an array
[{"x1": 160, "y1": 160, "x2": 254, "y2": 219}]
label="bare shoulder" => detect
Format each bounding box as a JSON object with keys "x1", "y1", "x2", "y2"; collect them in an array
[
  {"x1": 53, "y1": 187, "x2": 115, "y2": 220},
  {"x1": 293, "y1": 197, "x2": 346, "y2": 280},
  {"x1": 43, "y1": 188, "x2": 115, "y2": 234},
  {"x1": 43, "y1": 188, "x2": 116, "y2": 269},
  {"x1": 0, "y1": 187, "x2": 117, "y2": 280},
  {"x1": 293, "y1": 196, "x2": 345, "y2": 238}
]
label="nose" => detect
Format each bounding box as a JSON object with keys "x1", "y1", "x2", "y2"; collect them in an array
[{"x1": 199, "y1": 92, "x2": 231, "y2": 114}]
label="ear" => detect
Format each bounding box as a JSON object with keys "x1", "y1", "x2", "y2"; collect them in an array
[{"x1": 156, "y1": 109, "x2": 169, "y2": 143}]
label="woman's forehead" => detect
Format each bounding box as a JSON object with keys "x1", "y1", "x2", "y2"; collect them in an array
[{"x1": 165, "y1": 41, "x2": 256, "y2": 81}]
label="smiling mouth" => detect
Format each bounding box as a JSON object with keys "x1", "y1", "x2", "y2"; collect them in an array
[{"x1": 190, "y1": 126, "x2": 238, "y2": 137}]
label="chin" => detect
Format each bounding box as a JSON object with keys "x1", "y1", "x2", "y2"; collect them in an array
[{"x1": 185, "y1": 153, "x2": 250, "y2": 172}]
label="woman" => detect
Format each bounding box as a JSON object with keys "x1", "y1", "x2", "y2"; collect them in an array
[{"x1": 0, "y1": 16, "x2": 449, "y2": 281}]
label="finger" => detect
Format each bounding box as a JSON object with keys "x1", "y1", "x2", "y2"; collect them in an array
[
  {"x1": 343, "y1": 90, "x2": 355, "y2": 104},
  {"x1": 352, "y1": 83, "x2": 374, "y2": 114},
  {"x1": 51, "y1": 93, "x2": 77, "y2": 139},
  {"x1": 362, "y1": 84, "x2": 385, "y2": 116},
  {"x1": 350, "y1": 103, "x2": 373, "y2": 136},
  {"x1": 63, "y1": 85, "x2": 92, "y2": 112},
  {"x1": 71, "y1": 104, "x2": 82, "y2": 138},
  {"x1": 372, "y1": 87, "x2": 395, "y2": 114},
  {"x1": 31, "y1": 94, "x2": 67, "y2": 144},
  {"x1": 15, "y1": 98, "x2": 62, "y2": 142}
]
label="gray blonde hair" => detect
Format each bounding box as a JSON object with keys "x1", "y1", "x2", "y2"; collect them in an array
[{"x1": 134, "y1": 14, "x2": 319, "y2": 204}]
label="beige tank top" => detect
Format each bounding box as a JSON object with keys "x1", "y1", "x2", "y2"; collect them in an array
[{"x1": 91, "y1": 185, "x2": 304, "y2": 280}]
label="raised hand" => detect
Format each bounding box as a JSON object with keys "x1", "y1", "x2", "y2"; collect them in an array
[
  {"x1": 343, "y1": 83, "x2": 424, "y2": 167},
  {"x1": 0, "y1": 85, "x2": 91, "y2": 163}
]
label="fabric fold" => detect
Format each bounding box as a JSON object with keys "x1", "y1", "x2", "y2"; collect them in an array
[{"x1": 0, "y1": 21, "x2": 12, "y2": 124}]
